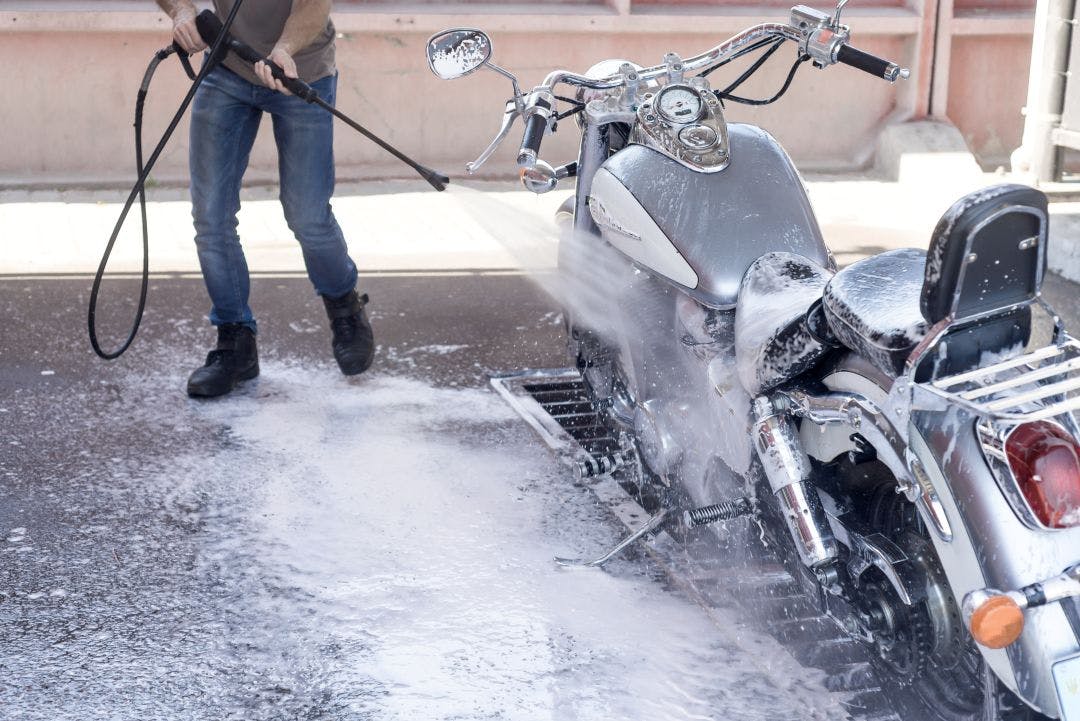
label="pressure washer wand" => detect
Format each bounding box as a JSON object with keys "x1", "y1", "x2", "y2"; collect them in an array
[
  {"x1": 195, "y1": 10, "x2": 449, "y2": 191},
  {"x1": 314, "y1": 99, "x2": 449, "y2": 191}
]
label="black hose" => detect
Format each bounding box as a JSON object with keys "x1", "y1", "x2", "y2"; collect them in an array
[{"x1": 88, "y1": 1, "x2": 246, "y2": 360}]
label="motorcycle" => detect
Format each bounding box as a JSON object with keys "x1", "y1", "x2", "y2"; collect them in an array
[{"x1": 425, "y1": 5, "x2": 1080, "y2": 719}]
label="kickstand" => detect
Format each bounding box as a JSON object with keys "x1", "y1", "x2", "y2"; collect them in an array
[{"x1": 555, "y1": 509, "x2": 669, "y2": 569}]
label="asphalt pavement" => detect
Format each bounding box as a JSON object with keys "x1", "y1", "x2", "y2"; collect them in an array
[{"x1": 2, "y1": 177, "x2": 1080, "y2": 719}]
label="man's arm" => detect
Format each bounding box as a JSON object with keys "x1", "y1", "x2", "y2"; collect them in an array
[
  {"x1": 156, "y1": 0, "x2": 206, "y2": 54},
  {"x1": 255, "y1": 0, "x2": 332, "y2": 94}
]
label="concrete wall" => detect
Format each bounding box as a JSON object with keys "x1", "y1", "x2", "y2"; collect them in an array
[{"x1": 0, "y1": 0, "x2": 1034, "y2": 187}]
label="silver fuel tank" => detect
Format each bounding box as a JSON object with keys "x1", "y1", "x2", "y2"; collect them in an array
[{"x1": 588, "y1": 123, "x2": 832, "y2": 308}]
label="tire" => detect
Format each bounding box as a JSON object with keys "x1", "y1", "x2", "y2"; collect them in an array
[
  {"x1": 820, "y1": 363, "x2": 1052, "y2": 721},
  {"x1": 860, "y1": 476, "x2": 1051, "y2": 721}
]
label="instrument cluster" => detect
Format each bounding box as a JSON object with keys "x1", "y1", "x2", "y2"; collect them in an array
[{"x1": 632, "y1": 83, "x2": 730, "y2": 173}]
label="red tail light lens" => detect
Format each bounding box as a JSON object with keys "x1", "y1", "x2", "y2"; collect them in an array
[{"x1": 1005, "y1": 421, "x2": 1080, "y2": 529}]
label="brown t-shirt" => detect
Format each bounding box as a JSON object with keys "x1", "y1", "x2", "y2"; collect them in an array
[{"x1": 213, "y1": 0, "x2": 336, "y2": 86}]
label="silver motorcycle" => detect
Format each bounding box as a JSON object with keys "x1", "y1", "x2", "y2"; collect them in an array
[{"x1": 426, "y1": 6, "x2": 1080, "y2": 719}]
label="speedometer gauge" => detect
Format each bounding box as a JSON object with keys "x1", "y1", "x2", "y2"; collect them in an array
[{"x1": 656, "y1": 85, "x2": 703, "y2": 124}]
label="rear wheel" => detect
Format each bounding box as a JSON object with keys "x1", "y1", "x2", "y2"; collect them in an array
[
  {"x1": 864, "y1": 482, "x2": 1049, "y2": 721},
  {"x1": 821, "y1": 360, "x2": 1052, "y2": 721}
]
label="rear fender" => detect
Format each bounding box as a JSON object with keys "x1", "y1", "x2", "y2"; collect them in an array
[
  {"x1": 816, "y1": 355, "x2": 1080, "y2": 717},
  {"x1": 910, "y1": 403, "x2": 1080, "y2": 718}
]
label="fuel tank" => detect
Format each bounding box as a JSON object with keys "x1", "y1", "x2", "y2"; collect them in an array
[{"x1": 588, "y1": 123, "x2": 832, "y2": 308}]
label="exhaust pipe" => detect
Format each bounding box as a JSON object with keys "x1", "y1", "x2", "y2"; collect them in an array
[{"x1": 752, "y1": 396, "x2": 839, "y2": 569}]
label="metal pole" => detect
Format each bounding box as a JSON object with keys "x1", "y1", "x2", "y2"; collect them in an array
[{"x1": 1013, "y1": 0, "x2": 1075, "y2": 184}]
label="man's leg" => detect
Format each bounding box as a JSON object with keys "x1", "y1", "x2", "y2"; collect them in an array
[
  {"x1": 190, "y1": 66, "x2": 263, "y2": 330},
  {"x1": 267, "y1": 74, "x2": 358, "y2": 298},
  {"x1": 267, "y1": 75, "x2": 372, "y2": 375},
  {"x1": 186, "y1": 66, "x2": 263, "y2": 397}
]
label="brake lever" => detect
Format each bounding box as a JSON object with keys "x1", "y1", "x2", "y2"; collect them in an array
[{"x1": 467, "y1": 100, "x2": 520, "y2": 174}]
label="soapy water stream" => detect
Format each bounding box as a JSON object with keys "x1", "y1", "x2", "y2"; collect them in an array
[
  {"x1": 441, "y1": 184, "x2": 566, "y2": 272},
  {"x1": 443, "y1": 184, "x2": 654, "y2": 358},
  {"x1": 443, "y1": 183, "x2": 757, "y2": 499}
]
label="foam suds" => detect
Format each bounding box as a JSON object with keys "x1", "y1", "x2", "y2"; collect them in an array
[{"x1": 1, "y1": 361, "x2": 843, "y2": 719}]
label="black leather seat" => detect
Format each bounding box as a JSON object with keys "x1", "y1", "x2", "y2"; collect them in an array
[
  {"x1": 821, "y1": 248, "x2": 928, "y2": 376},
  {"x1": 922, "y1": 184, "x2": 1045, "y2": 323},
  {"x1": 821, "y1": 184, "x2": 1047, "y2": 378}
]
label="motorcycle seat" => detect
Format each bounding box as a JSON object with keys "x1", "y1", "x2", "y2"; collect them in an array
[
  {"x1": 821, "y1": 248, "x2": 929, "y2": 377},
  {"x1": 735, "y1": 252, "x2": 834, "y2": 394},
  {"x1": 821, "y1": 184, "x2": 1046, "y2": 378}
]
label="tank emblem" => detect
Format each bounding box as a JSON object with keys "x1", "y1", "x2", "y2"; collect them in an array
[{"x1": 589, "y1": 196, "x2": 642, "y2": 241}]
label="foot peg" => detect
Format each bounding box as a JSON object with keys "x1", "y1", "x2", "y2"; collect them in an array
[
  {"x1": 575, "y1": 450, "x2": 632, "y2": 480},
  {"x1": 554, "y1": 497, "x2": 754, "y2": 569}
]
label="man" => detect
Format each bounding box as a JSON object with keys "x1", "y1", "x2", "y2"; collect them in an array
[{"x1": 157, "y1": 0, "x2": 373, "y2": 398}]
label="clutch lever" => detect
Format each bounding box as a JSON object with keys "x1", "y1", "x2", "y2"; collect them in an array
[{"x1": 467, "y1": 100, "x2": 520, "y2": 174}]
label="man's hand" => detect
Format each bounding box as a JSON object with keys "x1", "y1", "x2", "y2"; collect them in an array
[
  {"x1": 255, "y1": 47, "x2": 298, "y2": 95},
  {"x1": 171, "y1": 5, "x2": 207, "y2": 54}
]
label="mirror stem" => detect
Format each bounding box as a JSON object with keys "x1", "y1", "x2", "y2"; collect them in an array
[
  {"x1": 832, "y1": 0, "x2": 849, "y2": 28},
  {"x1": 486, "y1": 61, "x2": 526, "y2": 112}
]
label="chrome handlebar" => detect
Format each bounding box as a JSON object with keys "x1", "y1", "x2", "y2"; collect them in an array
[
  {"x1": 462, "y1": 6, "x2": 909, "y2": 175},
  {"x1": 491, "y1": 22, "x2": 803, "y2": 174},
  {"x1": 535, "y1": 23, "x2": 802, "y2": 92}
]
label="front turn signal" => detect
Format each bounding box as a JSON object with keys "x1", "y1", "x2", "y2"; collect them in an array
[{"x1": 968, "y1": 594, "x2": 1025, "y2": 649}]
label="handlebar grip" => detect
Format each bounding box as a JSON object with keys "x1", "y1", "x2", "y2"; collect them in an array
[
  {"x1": 836, "y1": 44, "x2": 906, "y2": 82},
  {"x1": 517, "y1": 100, "x2": 552, "y2": 167}
]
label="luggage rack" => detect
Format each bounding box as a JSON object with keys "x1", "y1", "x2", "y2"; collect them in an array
[{"x1": 922, "y1": 338, "x2": 1080, "y2": 423}]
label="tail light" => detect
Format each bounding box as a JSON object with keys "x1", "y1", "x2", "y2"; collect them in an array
[{"x1": 1005, "y1": 421, "x2": 1080, "y2": 529}]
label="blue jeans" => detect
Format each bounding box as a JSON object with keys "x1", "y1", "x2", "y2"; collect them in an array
[{"x1": 189, "y1": 64, "x2": 358, "y2": 331}]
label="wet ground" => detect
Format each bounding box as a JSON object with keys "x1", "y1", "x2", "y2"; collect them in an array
[
  {"x1": 4, "y1": 255, "x2": 1080, "y2": 720},
  {"x1": 0, "y1": 272, "x2": 853, "y2": 720}
]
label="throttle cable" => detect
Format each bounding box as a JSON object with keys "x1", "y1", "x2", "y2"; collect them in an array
[{"x1": 716, "y1": 40, "x2": 811, "y2": 106}]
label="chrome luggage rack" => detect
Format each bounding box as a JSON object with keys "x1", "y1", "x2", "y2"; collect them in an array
[{"x1": 920, "y1": 338, "x2": 1080, "y2": 423}]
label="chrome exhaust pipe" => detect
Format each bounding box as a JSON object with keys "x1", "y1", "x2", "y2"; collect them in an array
[{"x1": 752, "y1": 396, "x2": 839, "y2": 568}]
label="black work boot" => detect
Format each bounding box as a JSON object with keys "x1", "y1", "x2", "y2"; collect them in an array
[
  {"x1": 186, "y1": 323, "x2": 259, "y2": 398},
  {"x1": 322, "y1": 290, "x2": 374, "y2": 376}
]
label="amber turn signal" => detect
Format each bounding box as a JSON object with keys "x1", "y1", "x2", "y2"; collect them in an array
[{"x1": 969, "y1": 595, "x2": 1025, "y2": 649}]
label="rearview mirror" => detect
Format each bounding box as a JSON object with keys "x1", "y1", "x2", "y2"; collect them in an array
[{"x1": 426, "y1": 29, "x2": 492, "y2": 80}]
